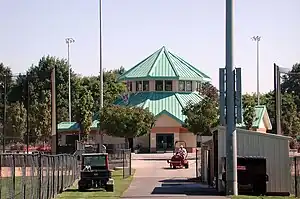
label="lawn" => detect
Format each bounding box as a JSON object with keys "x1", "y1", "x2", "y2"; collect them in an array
[
  {"x1": 232, "y1": 196, "x2": 298, "y2": 199},
  {"x1": 56, "y1": 170, "x2": 135, "y2": 199}
]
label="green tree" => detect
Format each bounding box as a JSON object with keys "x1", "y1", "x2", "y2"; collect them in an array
[
  {"x1": 182, "y1": 83, "x2": 219, "y2": 136},
  {"x1": 182, "y1": 97, "x2": 219, "y2": 136},
  {"x1": 6, "y1": 101, "x2": 27, "y2": 142},
  {"x1": 242, "y1": 93, "x2": 256, "y2": 130},
  {"x1": 99, "y1": 105, "x2": 155, "y2": 140},
  {"x1": 73, "y1": 86, "x2": 94, "y2": 139}
]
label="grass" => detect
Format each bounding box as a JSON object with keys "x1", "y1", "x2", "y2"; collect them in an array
[
  {"x1": 56, "y1": 169, "x2": 135, "y2": 199},
  {"x1": 1, "y1": 176, "x2": 38, "y2": 199},
  {"x1": 232, "y1": 196, "x2": 298, "y2": 199}
]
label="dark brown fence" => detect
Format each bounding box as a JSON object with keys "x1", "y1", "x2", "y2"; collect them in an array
[{"x1": 0, "y1": 153, "x2": 79, "y2": 199}]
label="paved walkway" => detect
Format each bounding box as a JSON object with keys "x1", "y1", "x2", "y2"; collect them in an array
[{"x1": 122, "y1": 155, "x2": 226, "y2": 199}]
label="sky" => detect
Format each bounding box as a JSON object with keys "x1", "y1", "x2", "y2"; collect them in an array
[{"x1": 0, "y1": 0, "x2": 299, "y2": 94}]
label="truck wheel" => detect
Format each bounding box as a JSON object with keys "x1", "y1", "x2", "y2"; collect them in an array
[
  {"x1": 106, "y1": 184, "x2": 114, "y2": 192},
  {"x1": 78, "y1": 185, "x2": 86, "y2": 192}
]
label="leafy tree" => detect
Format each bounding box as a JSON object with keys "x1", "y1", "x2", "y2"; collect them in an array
[
  {"x1": 6, "y1": 102, "x2": 27, "y2": 142},
  {"x1": 242, "y1": 94, "x2": 256, "y2": 130},
  {"x1": 103, "y1": 70, "x2": 126, "y2": 107},
  {"x1": 73, "y1": 86, "x2": 94, "y2": 139},
  {"x1": 99, "y1": 105, "x2": 155, "y2": 140},
  {"x1": 198, "y1": 82, "x2": 219, "y2": 102},
  {"x1": 182, "y1": 82, "x2": 219, "y2": 136},
  {"x1": 182, "y1": 97, "x2": 219, "y2": 136}
]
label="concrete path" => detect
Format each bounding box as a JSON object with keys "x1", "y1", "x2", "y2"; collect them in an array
[{"x1": 122, "y1": 155, "x2": 226, "y2": 199}]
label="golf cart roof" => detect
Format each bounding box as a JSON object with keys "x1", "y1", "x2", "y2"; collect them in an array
[{"x1": 82, "y1": 153, "x2": 108, "y2": 156}]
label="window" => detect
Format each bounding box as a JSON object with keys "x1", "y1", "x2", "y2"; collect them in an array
[
  {"x1": 127, "y1": 82, "x2": 132, "y2": 92},
  {"x1": 143, "y1": 81, "x2": 149, "y2": 91},
  {"x1": 186, "y1": 81, "x2": 192, "y2": 91},
  {"x1": 196, "y1": 81, "x2": 201, "y2": 91},
  {"x1": 179, "y1": 81, "x2": 185, "y2": 91},
  {"x1": 83, "y1": 156, "x2": 106, "y2": 167},
  {"x1": 136, "y1": 81, "x2": 142, "y2": 91},
  {"x1": 155, "y1": 80, "x2": 164, "y2": 91},
  {"x1": 164, "y1": 80, "x2": 173, "y2": 91}
]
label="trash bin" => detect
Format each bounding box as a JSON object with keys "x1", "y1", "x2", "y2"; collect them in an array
[{"x1": 221, "y1": 156, "x2": 269, "y2": 195}]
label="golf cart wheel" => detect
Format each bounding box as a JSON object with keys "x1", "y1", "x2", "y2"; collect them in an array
[
  {"x1": 172, "y1": 165, "x2": 176, "y2": 169},
  {"x1": 185, "y1": 164, "x2": 189, "y2": 169},
  {"x1": 106, "y1": 184, "x2": 114, "y2": 192}
]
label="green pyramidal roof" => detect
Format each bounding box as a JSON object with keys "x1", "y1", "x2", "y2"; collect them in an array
[{"x1": 118, "y1": 46, "x2": 211, "y2": 81}]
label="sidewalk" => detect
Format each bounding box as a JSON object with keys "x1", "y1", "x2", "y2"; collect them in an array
[{"x1": 131, "y1": 152, "x2": 197, "y2": 161}]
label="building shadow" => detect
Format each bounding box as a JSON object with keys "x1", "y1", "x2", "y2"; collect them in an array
[{"x1": 151, "y1": 178, "x2": 220, "y2": 196}]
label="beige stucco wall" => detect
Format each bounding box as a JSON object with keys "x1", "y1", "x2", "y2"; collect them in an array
[
  {"x1": 134, "y1": 134, "x2": 150, "y2": 148},
  {"x1": 179, "y1": 133, "x2": 197, "y2": 148},
  {"x1": 154, "y1": 114, "x2": 181, "y2": 127},
  {"x1": 149, "y1": 80, "x2": 155, "y2": 91},
  {"x1": 172, "y1": 80, "x2": 178, "y2": 92}
]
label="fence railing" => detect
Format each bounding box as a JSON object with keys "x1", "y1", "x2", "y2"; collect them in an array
[
  {"x1": 108, "y1": 149, "x2": 132, "y2": 179},
  {"x1": 290, "y1": 156, "x2": 300, "y2": 197},
  {"x1": 196, "y1": 148, "x2": 201, "y2": 178},
  {"x1": 0, "y1": 153, "x2": 79, "y2": 199}
]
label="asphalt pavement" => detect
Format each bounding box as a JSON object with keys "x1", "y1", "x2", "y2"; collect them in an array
[{"x1": 121, "y1": 154, "x2": 226, "y2": 199}]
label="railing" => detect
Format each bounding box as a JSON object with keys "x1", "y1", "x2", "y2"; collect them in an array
[
  {"x1": 108, "y1": 149, "x2": 132, "y2": 179},
  {"x1": 0, "y1": 153, "x2": 79, "y2": 199},
  {"x1": 196, "y1": 148, "x2": 201, "y2": 178},
  {"x1": 290, "y1": 156, "x2": 300, "y2": 197}
]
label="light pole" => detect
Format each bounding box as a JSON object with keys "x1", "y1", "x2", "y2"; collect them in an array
[
  {"x1": 252, "y1": 36, "x2": 261, "y2": 105},
  {"x1": 65, "y1": 37, "x2": 75, "y2": 122},
  {"x1": 274, "y1": 64, "x2": 300, "y2": 135},
  {"x1": 99, "y1": 0, "x2": 103, "y2": 109},
  {"x1": 225, "y1": 0, "x2": 238, "y2": 195},
  {"x1": 99, "y1": 0, "x2": 104, "y2": 150}
]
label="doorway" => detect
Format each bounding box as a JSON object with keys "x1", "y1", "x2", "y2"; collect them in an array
[{"x1": 156, "y1": 134, "x2": 174, "y2": 152}]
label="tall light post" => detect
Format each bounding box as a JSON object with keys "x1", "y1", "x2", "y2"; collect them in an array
[
  {"x1": 225, "y1": 0, "x2": 238, "y2": 195},
  {"x1": 99, "y1": 0, "x2": 103, "y2": 109},
  {"x1": 273, "y1": 64, "x2": 300, "y2": 135},
  {"x1": 252, "y1": 36, "x2": 261, "y2": 105},
  {"x1": 99, "y1": 0, "x2": 104, "y2": 150},
  {"x1": 65, "y1": 38, "x2": 75, "y2": 122}
]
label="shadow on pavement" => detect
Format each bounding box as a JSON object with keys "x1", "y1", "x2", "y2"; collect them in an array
[{"x1": 151, "y1": 178, "x2": 220, "y2": 196}]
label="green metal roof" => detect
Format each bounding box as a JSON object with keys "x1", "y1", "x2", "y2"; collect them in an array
[
  {"x1": 252, "y1": 105, "x2": 271, "y2": 129},
  {"x1": 237, "y1": 105, "x2": 272, "y2": 129},
  {"x1": 118, "y1": 46, "x2": 211, "y2": 81},
  {"x1": 114, "y1": 91, "x2": 203, "y2": 123},
  {"x1": 57, "y1": 122, "x2": 79, "y2": 131},
  {"x1": 57, "y1": 120, "x2": 99, "y2": 132}
]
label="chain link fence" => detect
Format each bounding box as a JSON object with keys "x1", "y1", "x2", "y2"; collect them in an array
[
  {"x1": 0, "y1": 153, "x2": 79, "y2": 199},
  {"x1": 107, "y1": 149, "x2": 132, "y2": 179},
  {"x1": 290, "y1": 156, "x2": 300, "y2": 197}
]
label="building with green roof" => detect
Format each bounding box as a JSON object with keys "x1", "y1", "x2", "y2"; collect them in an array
[{"x1": 57, "y1": 46, "x2": 272, "y2": 153}]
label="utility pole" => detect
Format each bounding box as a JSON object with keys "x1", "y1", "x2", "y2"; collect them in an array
[
  {"x1": 99, "y1": 0, "x2": 104, "y2": 109},
  {"x1": 99, "y1": 0, "x2": 104, "y2": 150},
  {"x1": 225, "y1": 0, "x2": 238, "y2": 195},
  {"x1": 65, "y1": 37, "x2": 75, "y2": 122},
  {"x1": 2, "y1": 75, "x2": 7, "y2": 153},
  {"x1": 252, "y1": 36, "x2": 261, "y2": 105},
  {"x1": 26, "y1": 74, "x2": 30, "y2": 153}
]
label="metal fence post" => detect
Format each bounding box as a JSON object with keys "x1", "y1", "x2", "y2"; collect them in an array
[
  {"x1": 295, "y1": 156, "x2": 297, "y2": 197},
  {"x1": 122, "y1": 150, "x2": 125, "y2": 179},
  {"x1": 61, "y1": 155, "x2": 64, "y2": 192},
  {"x1": 23, "y1": 154, "x2": 26, "y2": 199},
  {"x1": 56, "y1": 156, "x2": 60, "y2": 194},
  {"x1": 38, "y1": 154, "x2": 42, "y2": 199},
  {"x1": 12, "y1": 154, "x2": 16, "y2": 199},
  {"x1": 0, "y1": 154, "x2": 2, "y2": 198},
  {"x1": 129, "y1": 151, "x2": 132, "y2": 176}
]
